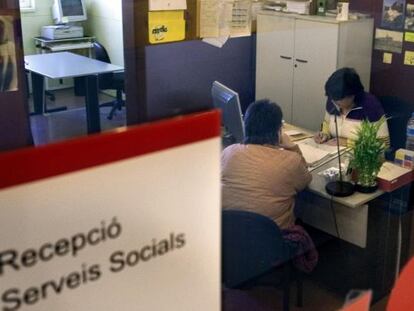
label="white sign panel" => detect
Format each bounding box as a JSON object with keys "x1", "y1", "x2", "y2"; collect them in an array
[
  {"x1": 149, "y1": 0, "x2": 187, "y2": 11},
  {"x1": 0, "y1": 138, "x2": 221, "y2": 311}
]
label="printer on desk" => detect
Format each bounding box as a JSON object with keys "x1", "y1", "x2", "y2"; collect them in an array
[{"x1": 41, "y1": 25, "x2": 84, "y2": 40}]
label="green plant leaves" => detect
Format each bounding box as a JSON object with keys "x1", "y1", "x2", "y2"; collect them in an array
[{"x1": 349, "y1": 116, "x2": 387, "y2": 186}]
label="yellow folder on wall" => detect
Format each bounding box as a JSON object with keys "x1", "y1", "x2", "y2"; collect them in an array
[{"x1": 148, "y1": 11, "x2": 185, "y2": 44}]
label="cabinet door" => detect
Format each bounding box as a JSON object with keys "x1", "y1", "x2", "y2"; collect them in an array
[
  {"x1": 256, "y1": 15, "x2": 295, "y2": 122},
  {"x1": 292, "y1": 20, "x2": 338, "y2": 131}
]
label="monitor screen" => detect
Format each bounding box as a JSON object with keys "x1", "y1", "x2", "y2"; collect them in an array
[
  {"x1": 211, "y1": 81, "x2": 245, "y2": 144},
  {"x1": 61, "y1": 0, "x2": 84, "y2": 16},
  {"x1": 53, "y1": 0, "x2": 87, "y2": 24}
]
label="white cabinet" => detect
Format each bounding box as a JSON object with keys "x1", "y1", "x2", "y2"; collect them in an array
[{"x1": 256, "y1": 12, "x2": 374, "y2": 131}]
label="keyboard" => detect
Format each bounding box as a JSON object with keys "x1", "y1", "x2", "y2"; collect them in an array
[{"x1": 48, "y1": 42, "x2": 94, "y2": 51}]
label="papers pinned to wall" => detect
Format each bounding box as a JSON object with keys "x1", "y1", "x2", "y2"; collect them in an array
[
  {"x1": 200, "y1": 0, "x2": 221, "y2": 38},
  {"x1": 200, "y1": 0, "x2": 252, "y2": 48},
  {"x1": 405, "y1": 32, "x2": 414, "y2": 42},
  {"x1": 383, "y1": 52, "x2": 393, "y2": 64},
  {"x1": 148, "y1": 11, "x2": 186, "y2": 44},
  {"x1": 231, "y1": 0, "x2": 252, "y2": 37},
  {"x1": 404, "y1": 50, "x2": 414, "y2": 65}
]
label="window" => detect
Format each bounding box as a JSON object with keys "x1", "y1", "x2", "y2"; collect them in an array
[{"x1": 19, "y1": 0, "x2": 35, "y2": 12}]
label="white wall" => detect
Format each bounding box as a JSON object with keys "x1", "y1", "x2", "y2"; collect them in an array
[
  {"x1": 85, "y1": 0, "x2": 124, "y2": 66},
  {"x1": 20, "y1": 0, "x2": 124, "y2": 68},
  {"x1": 20, "y1": 0, "x2": 54, "y2": 55}
]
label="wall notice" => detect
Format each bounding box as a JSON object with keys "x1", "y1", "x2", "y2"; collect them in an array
[
  {"x1": 383, "y1": 52, "x2": 393, "y2": 64},
  {"x1": 404, "y1": 50, "x2": 414, "y2": 65}
]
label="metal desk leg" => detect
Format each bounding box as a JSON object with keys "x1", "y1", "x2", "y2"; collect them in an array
[
  {"x1": 31, "y1": 72, "x2": 44, "y2": 115},
  {"x1": 85, "y1": 75, "x2": 101, "y2": 134},
  {"x1": 30, "y1": 72, "x2": 67, "y2": 115}
]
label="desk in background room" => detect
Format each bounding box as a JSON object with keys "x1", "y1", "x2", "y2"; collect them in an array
[
  {"x1": 33, "y1": 36, "x2": 96, "y2": 92},
  {"x1": 25, "y1": 52, "x2": 123, "y2": 133}
]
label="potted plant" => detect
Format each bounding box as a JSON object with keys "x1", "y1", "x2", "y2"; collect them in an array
[{"x1": 349, "y1": 117, "x2": 387, "y2": 193}]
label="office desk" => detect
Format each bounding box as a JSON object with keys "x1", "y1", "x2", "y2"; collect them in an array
[
  {"x1": 299, "y1": 156, "x2": 385, "y2": 248},
  {"x1": 282, "y1": 123, "x2": 413, "y2": 301},
  {"x1": 25, "y1": 52, "x2": 123, "y2": 134},
  {"x1": 298, "y1": 154, "x2": 412, "y2": 302}
]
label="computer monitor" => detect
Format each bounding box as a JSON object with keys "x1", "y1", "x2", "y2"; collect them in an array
[
  {"x1": 211, "y1": 81, "x2": 245, "y2": 144},
  {"x1": 52, "y1": 0, "x2": 87, "y2": 24}
]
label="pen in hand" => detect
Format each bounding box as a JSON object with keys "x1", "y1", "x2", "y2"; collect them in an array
[{"x1": 314, "y1": 123, "x2": 326, "y2": 144}]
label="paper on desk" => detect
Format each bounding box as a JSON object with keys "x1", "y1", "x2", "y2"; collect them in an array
[
  {"x1": 296, "y1": 138, "x2": 347, "y2": 167},
  {"x1": 297, "y1": 143, "x2": 332, "y2": 167},
  {"x1": 297, "y1": 138, "x2": 346, "y2": 155},
  {"x1": 149, "y1": 0, "x2": 186, "y2": 11},
  {"x1": 285, "y1": 130, "x2": 313, "y2": 141}
]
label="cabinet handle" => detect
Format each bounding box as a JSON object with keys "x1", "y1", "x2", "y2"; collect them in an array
[
  {"x1": 280, "y1": 56, "x2": 292, "y2": 60},
  {"x1": 296, "y1": 59, "x2": 308, "y2": 63}
]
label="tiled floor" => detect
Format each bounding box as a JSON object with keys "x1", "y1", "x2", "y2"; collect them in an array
[{"x1": 29, "y1": 88, "x2": 126, "y2": 145}]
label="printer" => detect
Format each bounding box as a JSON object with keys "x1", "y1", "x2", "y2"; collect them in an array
[{"x1": 41, "y1": 25, "x2": 84, "y2": 40}]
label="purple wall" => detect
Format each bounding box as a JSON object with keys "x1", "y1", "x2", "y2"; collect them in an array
[{"x1": 145, "y1": 36, "x2": 256, "y2": 121}]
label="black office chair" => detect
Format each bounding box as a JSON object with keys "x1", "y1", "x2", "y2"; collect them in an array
[
  {"x1": 379, "y1": 96, "x2": 414, "y2": 159},
  {"x1": 93, "y1": 42, "x2": 125, "y2": 120},
  {"x1": 222, "y1": 210, "x2": 303, "y2": 311}
]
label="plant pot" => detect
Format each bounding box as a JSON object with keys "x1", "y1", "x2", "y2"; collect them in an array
[{"x1": 355, "y1": 182, "x2": 378, "y2": 193}]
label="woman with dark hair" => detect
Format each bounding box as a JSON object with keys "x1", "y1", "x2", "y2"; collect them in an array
[
  {"x1": 314, "y1": 67, "x2": 389, "y2": 147},
  {"x1": 221, "y1": 99, "x2": 312, "y2": 230}
]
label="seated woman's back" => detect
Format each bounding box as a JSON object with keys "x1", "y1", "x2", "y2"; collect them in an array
[{"x1": 222, "y1": 143, "x2": 311, "y2": 229}]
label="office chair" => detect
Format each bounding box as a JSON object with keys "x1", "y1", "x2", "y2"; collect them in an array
[
  {"x1": 93, "y1": 42, "x2": 124, "y2": 120},
  {"x1": 222, "y1": 210, "x2": 303, "y2": 311},
  {"x1": 379, "y1": 96, "x2": 414, "y2": 158}
]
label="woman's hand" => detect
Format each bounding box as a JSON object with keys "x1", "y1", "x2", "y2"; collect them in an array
[{"x1": 314, "y1": 132, "x2": 329, "y2": 144}]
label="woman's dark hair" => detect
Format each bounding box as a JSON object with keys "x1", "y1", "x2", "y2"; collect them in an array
[
  {"x1": 243, "y1": 99, "x2": 283, "y2": 145},
  {"x1": 325, "y1": 67, "x2": 364, "y2": 100}
]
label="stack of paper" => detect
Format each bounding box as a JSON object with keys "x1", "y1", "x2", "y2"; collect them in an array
[{"x1": 296, "y1": 138, "x2": 345, "y2": 167}]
